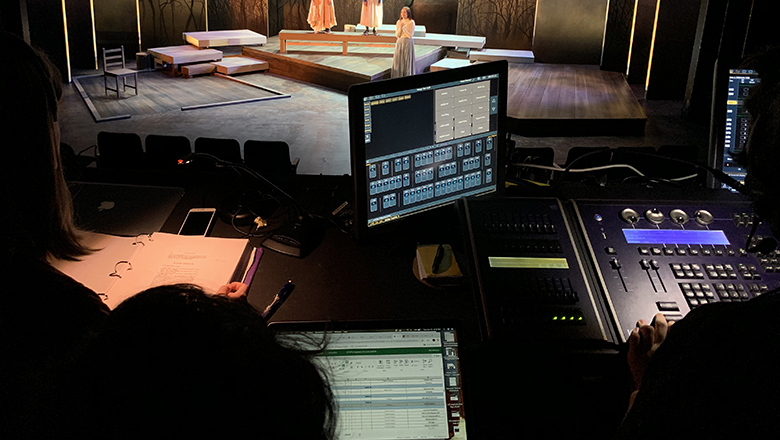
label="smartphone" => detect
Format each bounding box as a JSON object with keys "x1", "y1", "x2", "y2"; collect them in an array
[{"x1": 178, "y1": 208, "x2": 216, "y2": 236}]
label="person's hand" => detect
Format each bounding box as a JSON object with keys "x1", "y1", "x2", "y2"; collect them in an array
[
  {"x1": 627, "y1": 313, "x2": 673, "y2": 390},
  {"x1": 216, "y1": 282, "x2": 249, "y2": 299}
]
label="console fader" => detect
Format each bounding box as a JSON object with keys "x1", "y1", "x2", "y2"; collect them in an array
[
  {"x1": 462, "y1": 197, "x2": 613, "y2": 342},
  {"x1": 572, "y1": 200, "x2": 780, "y2": 342}
]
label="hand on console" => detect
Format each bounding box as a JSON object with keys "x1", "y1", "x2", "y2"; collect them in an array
[{"x1": 627, "y1": 313, "x2": 674, "y2": 390}]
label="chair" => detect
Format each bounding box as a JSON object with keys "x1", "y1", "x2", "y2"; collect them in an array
[
  {"x1": 243, "y1": 140, "x2": 300, "y2": 177},
  {"x1": 194, "y1": 137, "x2": 243, "y2": 164},
  {"x1": 145, "y1": 134, "x2": 192, "y2": 170},
  {"x1": 96, "y1": 131, "x2": 144, "y2": 169},
  {"x1": 103, "y1": 46, "x2": 138, "y2": 98}
]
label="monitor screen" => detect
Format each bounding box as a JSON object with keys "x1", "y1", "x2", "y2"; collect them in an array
[
  {"x1": 272, "y1": 323, "x2": 469, "y2": 440},
  {"x1": 349, "y1": 61, "x2": 507, "y2": 237},
  {"x1": 711, "y1": 69, "x2": 760, "y2": 191}
]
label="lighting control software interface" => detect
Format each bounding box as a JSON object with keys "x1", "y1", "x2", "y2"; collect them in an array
[
  {"x1": 301, "y1": 328, "x2": 466, "y2": 439},
  {"x1": 363, "y1": 74, "x2": 500, "y2": 227},
  {"x1": 722, "y1": 69, "x2": 760, "y2": 190}
]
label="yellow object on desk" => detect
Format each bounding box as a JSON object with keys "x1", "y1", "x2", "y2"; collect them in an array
[{"x1": 415, "y1": 244, "x2": 463, "y2": 286}]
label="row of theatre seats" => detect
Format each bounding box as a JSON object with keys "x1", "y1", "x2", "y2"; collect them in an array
[{"x1": 95, "y1": 132, "x2": 300, "y2": 177}]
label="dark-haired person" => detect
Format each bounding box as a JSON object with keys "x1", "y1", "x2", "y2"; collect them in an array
[
  {"x1": 0, "y1": 32, "x2": 247, "y2": 436},
  {"x1": 390, "y1": 7, "x2": 415, "y2": 78},
  {"x1": 617, "y1": 46, "x2": 780, "y2": 440},
  {"x1": 0, "y1": 31, "x2": 111, "y2": 436},
  {"x1": 70, "y1": 284, "x2": 336, "y2": 439}
]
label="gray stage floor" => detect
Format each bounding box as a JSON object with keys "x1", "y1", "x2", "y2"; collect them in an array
[{"x1": 59, "y1": 61, "x2": 708, "y2": 176}]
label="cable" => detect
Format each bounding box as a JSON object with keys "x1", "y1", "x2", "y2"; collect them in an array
[{"x1": 512, "y1": 162, "x2": 647, "y2": 177}]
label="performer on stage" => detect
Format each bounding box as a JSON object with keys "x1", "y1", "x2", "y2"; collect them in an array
[
  {"x1": 360, "y1": 0, "x2": 383, "y2": 36},
  {"x1": 308, "y1": 0, "x2": 337, "y2": 34},
  {"x1": 391, "y1": 7, "x2": 415, "y2": 78}
]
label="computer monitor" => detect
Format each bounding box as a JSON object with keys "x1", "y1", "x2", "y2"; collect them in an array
[
  {"x1": 708, "y1": 68, "x2": 760, "y2": 191},
  {"x1": 349, "y1": 61, "x2": 508, "y2": 238}
]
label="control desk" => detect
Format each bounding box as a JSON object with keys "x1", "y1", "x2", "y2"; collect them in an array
[{"x1": 572, "y1": 200, "x2": 780, "y2": 342}]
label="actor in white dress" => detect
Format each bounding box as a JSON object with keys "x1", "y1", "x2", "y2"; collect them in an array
[
  {"x1": 360, "y1": 0, "x2": 383, "y2": 36},
  {"x1": 308, "y1": 0, "x2": 337, "y2": 33},
  {"x1": 391, "y1": 7, "x2": 415, "y2": 78}
]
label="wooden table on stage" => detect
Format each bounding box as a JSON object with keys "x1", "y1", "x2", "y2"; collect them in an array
[
  {"x1": 279, "y1": 30, "x2": 397, "y2": 55},
  {"x1": 183, "y1": 29, "x2": 267, "y2": 48},
  {"x1": 278, "y1": 30, "x2": 487, "y2": 55}
]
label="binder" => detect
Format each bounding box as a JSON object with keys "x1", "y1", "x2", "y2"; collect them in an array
[{"x1": 51, "y1": 232, "x2": 257, "y2": 309}]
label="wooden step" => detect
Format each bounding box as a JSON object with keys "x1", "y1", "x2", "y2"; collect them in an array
[
  {"x1": 469, "y1": 49, "x2": 535, "y2": 63},
  {"x1": 181, "y1": 63, "x2": 216, "y2": 78},
  {"x1": 212, "y1": 56, "x2": 269, "y2": 75},
  {"x1": 430, "y1": 58, "x2": 474, "y2": 72}
]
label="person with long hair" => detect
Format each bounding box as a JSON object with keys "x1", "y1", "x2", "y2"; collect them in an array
[
  {"x1": 71, "y1": 284, "x2": 337, "y2": 439},
  {"x1": 391, "y1": 7, "x2": 415, "y2": 78}
]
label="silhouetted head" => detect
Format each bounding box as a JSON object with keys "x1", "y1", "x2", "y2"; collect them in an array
[
  {"x1": 75, "y1": 284, "x2": 336, "y2": 439},
  {"x1": 0, "y1": 31, "x2": 91, "y2": 261}
]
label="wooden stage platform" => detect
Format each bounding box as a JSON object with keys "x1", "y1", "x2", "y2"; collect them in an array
[
  {"x1": 243, "y1": 36, "x2": 446, "y2": 92},
  {"x1": 241, "y1": 38, "x2": 645, "y2": 136},
  {"x1": 506, "y1": 64, "x2": 646, "y2": 136}
]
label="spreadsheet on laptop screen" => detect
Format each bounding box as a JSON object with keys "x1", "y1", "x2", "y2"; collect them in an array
[{"x1": 285, "y1": 327, "x2": 466, "y2": 440}]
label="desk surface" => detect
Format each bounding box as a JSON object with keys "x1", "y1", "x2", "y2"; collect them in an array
[{"x1": 79, "y1": 168, "x2": 629, "y2": 437}]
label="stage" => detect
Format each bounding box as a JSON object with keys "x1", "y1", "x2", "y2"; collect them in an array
[
  {"x1": 243, "y1": 37, "x2": 646, "y2": 136},
  {"x1": 242, "y1": 35, "x2": 447, "y2": 92}
]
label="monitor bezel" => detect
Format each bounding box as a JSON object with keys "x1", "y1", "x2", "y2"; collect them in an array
[
  {"x1": 348, "y1": 60, "x2": 508, "y2": 240},
  {"x1": 707, "y1": 67, "x2": 760, "y2": 190}
]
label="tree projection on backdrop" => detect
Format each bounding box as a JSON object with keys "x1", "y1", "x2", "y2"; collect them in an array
[
  {"x1": 457, "y1": 0, "x2": 535, "y2": 50},
  {"x1": 140, "y1": 0, "x2": 206, "y2": 48},
  {"x1": 210, "y1": 0, "x2": 269, "y2": 37}
]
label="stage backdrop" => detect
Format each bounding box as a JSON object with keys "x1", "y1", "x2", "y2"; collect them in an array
[
  {"x1": 456, "y1": 0, "x2": 535, "y2": 50},
  {"x1": 210, "y1": 0, "x2": 269, "y2": 38},
  {"x1": 139, "y1": 0, "x2": 206, "y2": 49}
]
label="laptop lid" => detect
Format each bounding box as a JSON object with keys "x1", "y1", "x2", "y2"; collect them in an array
[
  {"x1": 69, "y1": 182, "x2": 184, "y2": 236},
  {"x1": 270, "y1": 320, "x2": 470, "y2": 440}
]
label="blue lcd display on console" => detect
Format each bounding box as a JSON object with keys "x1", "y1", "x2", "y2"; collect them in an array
[{"x1": 622, "y1": 229, "x2": 730, "y2": 245}]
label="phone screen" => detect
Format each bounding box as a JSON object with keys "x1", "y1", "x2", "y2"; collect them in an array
[{"x1": 179, "y1": 210, "x2": 215, "y2": 235}]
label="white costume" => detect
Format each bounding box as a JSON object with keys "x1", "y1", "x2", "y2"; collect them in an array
[
  {"x1": 391, "y1": 18, "x2": 415, "y2": 78},
  {"x1": 360, "y1": 0, "x2": 383, "y2": 30}
]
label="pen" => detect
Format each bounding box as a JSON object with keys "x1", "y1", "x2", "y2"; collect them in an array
[
  {"x1": 432, "y1": 244, "x2": 445, "y2": 274},
  {"x1": 261, "y1": 279, "x2": 295, "y2": 320}
]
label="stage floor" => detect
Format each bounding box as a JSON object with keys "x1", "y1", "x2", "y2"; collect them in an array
[
  {"x1": 507, "y1": 64, "x2": 647, "y2": 136},
  {"x1": 243, "y1": 39, "x2": 645, "y2": 136},
  {"x1": 243, "y1": 36, "x2": 446, "y2": 92}
]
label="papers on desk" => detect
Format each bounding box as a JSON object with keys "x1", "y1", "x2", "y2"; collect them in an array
[{"x1": 51, "y1": 232, "x2": 253, "y2": 309}]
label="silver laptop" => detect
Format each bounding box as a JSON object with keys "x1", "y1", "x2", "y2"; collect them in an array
[{"x1": 69, "y1": 181, "x2": 184, "y2": 236}]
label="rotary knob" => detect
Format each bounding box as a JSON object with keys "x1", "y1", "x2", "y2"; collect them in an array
[
  {"x1": 670, "y1": 209, "x2": 689, "y2": 225},
  {"x1": 620, "y1": 208, "x2": 640, "y2": 225},
  {"x1": 644, "y1": 208, "x2": 665, "y2": 224},
  {"x1": 694, "y1": 210, "x2": 714, "y2": 225}
]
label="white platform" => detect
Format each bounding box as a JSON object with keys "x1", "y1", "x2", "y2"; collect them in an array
[
  {"x1": 415, "y1": 33, "x2": 486, "y2": 50},
  {"x1": 147, "y1": 45, "x2": 223, "y2": 66},
  {"x1": 469, "y1": 48, "x2": 535, "y2": 63},
  {"x1": 349, "y1": 24, "x2": 427, "y2": 37},
  {"x1": 430, "y1": 58, "x2": 474, "y2": 72},
  {"x1": 183, "y1": 29, "x2": 267, "y2": 48},
  {"x1": 211, "y1": 56, "x2": 269, "y2": 75}
]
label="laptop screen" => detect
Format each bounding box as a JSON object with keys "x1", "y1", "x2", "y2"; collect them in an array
[{"x1": 277, "y1": 325, "x2": 467, "y2": 440}]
